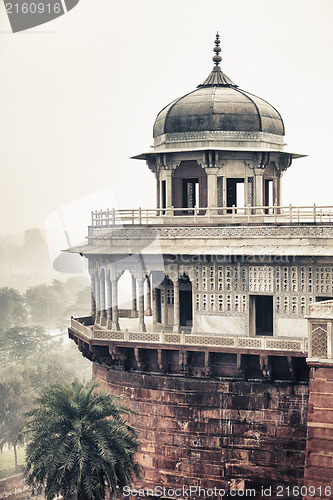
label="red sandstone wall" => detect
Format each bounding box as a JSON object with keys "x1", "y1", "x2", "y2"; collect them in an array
[
  {"x1": 304, "y1": 365, "x2": 333, "y2": 500},
  {"x1": 94, "y1": 363, "x2": 309, "y2": 499}
]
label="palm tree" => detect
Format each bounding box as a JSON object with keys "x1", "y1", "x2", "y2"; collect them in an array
[{"x1": 24, "y1": 379, "x2": 140, "y2": 499}]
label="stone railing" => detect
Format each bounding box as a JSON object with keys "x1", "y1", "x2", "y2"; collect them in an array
[
  {"x1": 91, "y1": 205, "x2": 333, "y2": 226},
  {"x1": 307, "y1": 300, "x2": 333, "y2": 361},
  {"x1": 70, "y1": 317, "x2": 93, "y2": 339},
  {"x1": 71, "y1": 318, "x2": 307, "y2": 353}
]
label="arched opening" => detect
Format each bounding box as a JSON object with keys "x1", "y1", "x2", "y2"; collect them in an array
[
  {"x1": 118, "y1": 270, "x2": 134, "y2": 313},
  {"x1": 179, "y1": 275, "x2": 193, "y2": 327},
  {"x1": 172, "y1": 161, "x2": 207, "y2": 212}
]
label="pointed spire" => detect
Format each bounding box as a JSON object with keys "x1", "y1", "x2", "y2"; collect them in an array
[{"x1": 198, "y1": 32, "x2": 238, "y2": 88}]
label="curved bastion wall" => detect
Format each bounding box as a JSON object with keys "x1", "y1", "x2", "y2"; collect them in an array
[{"x1": 93, "y1": 362, "x2": 309, "y2": 499}]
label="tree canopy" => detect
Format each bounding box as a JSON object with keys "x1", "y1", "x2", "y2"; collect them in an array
[
  {"x1": 24, "y1": 380, "x2": 140, "y2": 500},
  {"x1": 0, "y1": 376, "x2": 31, "y2": 469},
  {"x1": 0, "y1": 325, "x2": 48, "y2": 365},
  {"x1": 0, "y1": 287, "x2": 27, "y2": 330}
]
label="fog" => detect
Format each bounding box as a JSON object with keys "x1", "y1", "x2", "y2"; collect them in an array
[{"x1": 0, "y1": 0, "x2": 333, "y2": 260}]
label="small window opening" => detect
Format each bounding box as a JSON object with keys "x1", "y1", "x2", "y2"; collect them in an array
[
  {"x1": 227, "y1": 178, "x2": 244, "y2": 210},
  {"x1": 265, "y1": 179, "x2": 273, "y2": 213},
  {"x1": 161, "y1": 180, "x2": 166, "y2": 213},
  {"x1": 250, "y1": 295, "x2": 273, "y2": 336}
]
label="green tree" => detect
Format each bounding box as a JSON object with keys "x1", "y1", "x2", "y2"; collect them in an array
[
  {"x1": 25, "y1": 282, "x2": 66, "y2": 325},
  {"x1": 0, "y1": 341, "x2": 91, "y2": 470},
  {"x1": 0, "y1": 377, "x2": 31, "y2": 470},
  {"x1": 24, "y1": 380, "x2": 140, "y2": 500},
  {"x1": 0, "y1": 287, "x2": 27, "y2": 330},
  {"x1": 0, "y1": 325, "x2": 49, "y2": 366},
  {"x1": 24, "y1": 278, "x2": 90, "y2": 329},
  {"x1": 66, "y1": 285, "x2": 91, "y2": 318}
]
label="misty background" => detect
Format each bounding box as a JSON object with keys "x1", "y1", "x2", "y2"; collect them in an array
[
  {"x1": 0, "y1": 0, "x2": 331, "y2": 314},
  {"x1": 0, "y1": 0, "x2": 332, "y2": 255}
]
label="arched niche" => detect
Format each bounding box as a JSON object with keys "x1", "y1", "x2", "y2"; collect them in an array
[{"x1": 172, "y1": 161, "x2": 207, "y2": 209}]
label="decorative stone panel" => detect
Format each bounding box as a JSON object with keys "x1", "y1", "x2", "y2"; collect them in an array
[
  {"x1": 185, "y1": 335, "x2": 236, "y2": 347},
  {"x1": 164, "y1": 333, "x2": 182, "y2": 344},
  {"x1": 129, "y1": 332, "x2": 160, "y2": 343},
  {"x1": 265, "y1": 339, "x2": 303, "y2": 351},
  {"x1": 307, "y1": 300, "x2": 333, "y2": 361},
  {"x1": 238, "y1": 338, "x2": 263, "y2": 349},
  {"x1": 311, "y1": 324, "x2": 328, "y2": 358}
]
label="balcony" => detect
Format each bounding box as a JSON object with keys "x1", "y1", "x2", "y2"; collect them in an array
[
  {"x1": 69, "y1": 315, "x2": 309, "y2": 380},
  {"x1": 91, "y1": 204, "x2": 333, "y2": 227},
  {"x1": 70, "y1": 316, "x2": 308, "y2": 354},
  {"x1": 75, "y1": 203, "x2": 333, "y2": 261}
]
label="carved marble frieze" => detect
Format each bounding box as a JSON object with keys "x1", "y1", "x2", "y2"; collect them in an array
[{"x1": 89, "y1": 224, "x2": 333, "y2": 240}]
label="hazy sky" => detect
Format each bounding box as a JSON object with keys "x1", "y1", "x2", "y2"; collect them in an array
[{"x1": 1, "y1": 0, "x2": 333, "y2": 249}]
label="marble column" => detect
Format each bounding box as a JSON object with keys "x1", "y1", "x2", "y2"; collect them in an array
[
  {"x1": 244, "y1": 177, "x2": 249, "y2": 207},
  {"x1": 206, "y1": 168, "x2": 219, "y2": 210},
  {"x1": 99, "y1": 274, "x2": 106, "y2": 326},
  {"x1": 275, "y1": 173, "x2": 282, "y2": 208},
  {"x1": 162, "y1": 283, "x2": 168, "y2": 327},
  {"x1": 131, "y1": 275, "x2": 137, "y2": 318},
  {"x1": 152, "y1": 289, "x2": 158, "y2": 324},
  {"x1": 254, "y1": 171, "x2": 264, "y2": 212},
  {"x1": 95, "y1": 274, "x2": 100, "y2": 324},
  {"x1": 106, "y1": 275, "x2": 112, "y2": 328},
  {"x1": 173, "y1": 279, "x2": 181, "y2": 332},
  {"x1": 145, "y1": 275, "x2": 152, "y2": 316},
  {"x1": 90, "y1": 275, "x2": 96, "y2": 320},
  {"x1": 156, "y1": 178, "x2": 160, "y2": 210},
  {"x1": 165, "y1": 171, "x2": 172, "y2": 208},
  {"x1": 137, "y1": 278, "x2": 146, "y2": 332},
  {"x1": 111, "y1": 279, "x2": 120, "y2": 331}
]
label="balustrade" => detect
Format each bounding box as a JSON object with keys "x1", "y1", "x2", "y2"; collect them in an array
[{"x1": 91, "y1": 204, "x2": 333, "y2": 226}]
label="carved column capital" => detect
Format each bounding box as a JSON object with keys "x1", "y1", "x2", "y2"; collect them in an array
[
  {"x1": 130, "y1": 268, "x2": 146, "y2": 282},
  {"x1": 165, "y1": 264, "x2": 179, "y2": 284},
  {"x1": 109, "y1": 267, "x2": 124, "y2": 283}
]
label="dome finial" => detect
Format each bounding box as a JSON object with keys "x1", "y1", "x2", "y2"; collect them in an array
[
  {"x1": 213, "y1": 31, "x2": 222, "y2": 66},
  {"x1": 198, "y1": 33, "x2": 237, "y2": 87}
]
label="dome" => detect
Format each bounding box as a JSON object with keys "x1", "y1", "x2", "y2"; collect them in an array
[
  {"x1": 153, "y1": 34, "x2": 285, "y2": 152},
  {"x1": 153, "y1": 86, "x2": 285, "y2": 138}
]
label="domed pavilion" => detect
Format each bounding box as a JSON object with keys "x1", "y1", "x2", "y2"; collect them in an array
[{"x1": 134, "y1": 33, "x2": 300, "y2": 216}]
